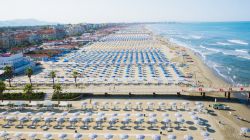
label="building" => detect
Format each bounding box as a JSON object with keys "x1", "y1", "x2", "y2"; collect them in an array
[{"x1": 0, "y1": 53, "x2": 35, "y2": 74}]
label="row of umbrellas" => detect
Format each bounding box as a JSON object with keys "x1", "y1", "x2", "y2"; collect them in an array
[{"x1": 0, "y1": 131, "x2": 198, "y2": 140}]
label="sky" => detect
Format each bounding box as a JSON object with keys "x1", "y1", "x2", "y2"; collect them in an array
[{"x1": 0, "y1": 0, "x2": 250, "y2": 23}]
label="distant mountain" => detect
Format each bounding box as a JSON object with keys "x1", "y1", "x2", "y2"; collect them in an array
[{"x1": 0, "y1": 19, "x2": 59, "y2": 27}]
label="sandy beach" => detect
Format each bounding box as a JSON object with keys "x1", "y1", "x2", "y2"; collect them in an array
[{"x1": 2, "y1": 25, "x2": 250, "y2": 140}]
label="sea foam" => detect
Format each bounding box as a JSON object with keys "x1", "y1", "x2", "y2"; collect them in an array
[{"x1": 228, "y1": 39, "x2": 249, "y2": 45}]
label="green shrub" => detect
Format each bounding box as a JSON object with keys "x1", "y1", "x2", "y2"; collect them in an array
[
  {"x1": 2, "y1": 92, "x2": 45, "y2": 100},
  {"x1": 52, "y1": 93, "x2": 81, "y2": 100}
]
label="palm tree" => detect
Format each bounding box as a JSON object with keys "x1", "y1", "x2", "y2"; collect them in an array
[
  {"x1": 26, "y1": 67, "x2": 33, "y2": 86},
  {"x1": 23, "y1": 84, "x2": 33, "y2": 103},
  {"x1": 4, "y1": 66, "x2": 13, "y2": 87},
  {"x1": 0, "y1": 81, "x2": 6, "y2": 102},
  {"x1": 72, "y1": 71, "x2": 79, "y2": 87},
  {"x1": 49, "y1": 71, "x2": 56, "y2": 88},
  {"x1": 54, "y1": 83, "x2": 62, "y2": 105}
]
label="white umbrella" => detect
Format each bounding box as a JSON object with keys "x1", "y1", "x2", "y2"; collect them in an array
[
  {"x1": 14, "y1": 132, "x2": 22, "y2": 139},
  {"x1": 136, "y1": 134, "x2": 145, "y2": 140},
  {"x1": 201, "y1": 131, "x2": 210, "y2": 137},
  {"x1": 120, "y1": 134, "x2": 129, "y2": 140},
  {"x1": 61, "y1": 112, "x2": 68, "y2": 117},
  {"x1": 191, "y1": 115, "x2": 199, "y2": 120},
  {"x1": 28, "y1": 133, "x2": 37, "y2": 140},
  {"x1": 43, "y1": 133, "x2": 53, "y2": 140},
  {"x1": 0, "y1": 131, "x2": 9, "y2": 138},
  {"x1": 152, "y1": 135, "x2": 161, "y2": 140},
  {"x1": 149, "y1": 113, "x2": 157, "y2": 118},
  {"x1": 175, "y1": 113, "x2": 182, "y2": 118},
  {"x1": 167, "y1": 134, "x2": 176, "y2": 140},
  {"x1": 58, "y1": 133, "x2": 67, "y2": 140},
  {"x1": 136, "y1": 113, "x2": 143, "y2": 117},
  {"x1": 89, "y1": 134, "x2": 98, "y2": 140},
  {"x1": 184, "y1": 135, "x2": 193, "y2": 140},
  {"x1": 162, "y1": 113, "x2": 169, "y2": 117},
  {"x1": 74, "y1": 133, "x2": 83, "y2": 140},
  {"x1": 104, "y1": 134, "x2": 113, "y2": 140}
]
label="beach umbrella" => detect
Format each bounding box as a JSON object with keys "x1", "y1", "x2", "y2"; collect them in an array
[
  {"x1": 148, "y1": 117, "x2": 157, "y2": 128},
  {"x1": 124, "y1": 113, "x2": 131, "y2": 117},
  {"x1": 162, "y1": 113, "x2": 169, "y2": 117},
  {"x1": 149, "y1": 113, "x2": 157, "y2": 118},
  {"x1": 73, "y1": 111, "x2": 81, "y2": 117},
  {"x1": 28, "y1": 133, "x2": 37, "y2": 140},
  {"x1": 136, "y1": 134, "x2": 145, "y2": 140},
  {"x1": 43, "y1": 133, "x2": 53, "y2": 140},
  {"x1": 120, "y1": 134, "x2": 129, "y2": 140},
  {"x1": 104, "y1": 134, "x2": 113, "y2": 140},
  {"x1": 175, "y1": 112, "x2": 182, "y2": 118},
  {"x1": 184, "y1": 135, "x2": 193, "y2": 140},
  {"x1": 61, "y1": 112, "x2": 68, "y2": 117},
  {"x1": 74, "y1": 133, "x2": 83, "y2": 140},
  {"x1": 89, "y1": 134, "x2": 98, "y2": 140},
  {"x1": 97, "y1": 112, "x2": 105, "y2": 117},
  {"x1": 201, "y1": 131, "x2": 210, "y2": 137},
  {"x1": 167, "y1": 134, "x2": 176, "y2": 140},
  {"x1": 152, "y1": 135, "x2": 161, "y2": 140},
  {"x1": 14, "y1": 132, "x2": 22, "y2": 139},
  {"x1": 162, "y1": 118, "x2": 171, "y2": 128},
  {"x1": 191, "y1": 115, "x2": 199, "y2": 120},
  {"x1": 58, "y1": 133, "x2": 67, "y2": 140},
  {"x1": 189, "y1": 112, "x2": 196, "y2": 116},
  {"x1": 0, "y1": 131, "x2": 9, "y2": 139},
  {"x1": 112, "y1": 113, "x2": 118, "y2": 117},
  {"x1": 136, "y1": 113, "x2": 143, "y2": 117},
  {"x1": 48, "y1": 112, "x2": 56, "y2": 116}
]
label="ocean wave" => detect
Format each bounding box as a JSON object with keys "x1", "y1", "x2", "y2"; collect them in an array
[
  {"x1": 228, "y1": 39, "x2": 249, "y2": 45},
  {"x1": 216, "y1": 42, "x2": 233, "y2": 46},
  {"x1": 190, "y1": 35, "x2": 202, "y2": 39},
  {"x1": 235, "y1": 49, "x2": 248, "y2": 53}
]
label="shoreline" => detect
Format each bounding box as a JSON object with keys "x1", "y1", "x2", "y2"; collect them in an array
[{"x1": 146, "y1": 26, "x2": 231, "y2": 88}]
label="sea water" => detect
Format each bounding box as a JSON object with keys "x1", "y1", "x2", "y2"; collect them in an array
[{"x1": 147, "y1": 22, "x2": 250, "y2": 85}]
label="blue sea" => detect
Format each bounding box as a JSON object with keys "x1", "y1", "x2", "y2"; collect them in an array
[{"x1": 147, "y1": 22, "x2": 250, "y2": 85}]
